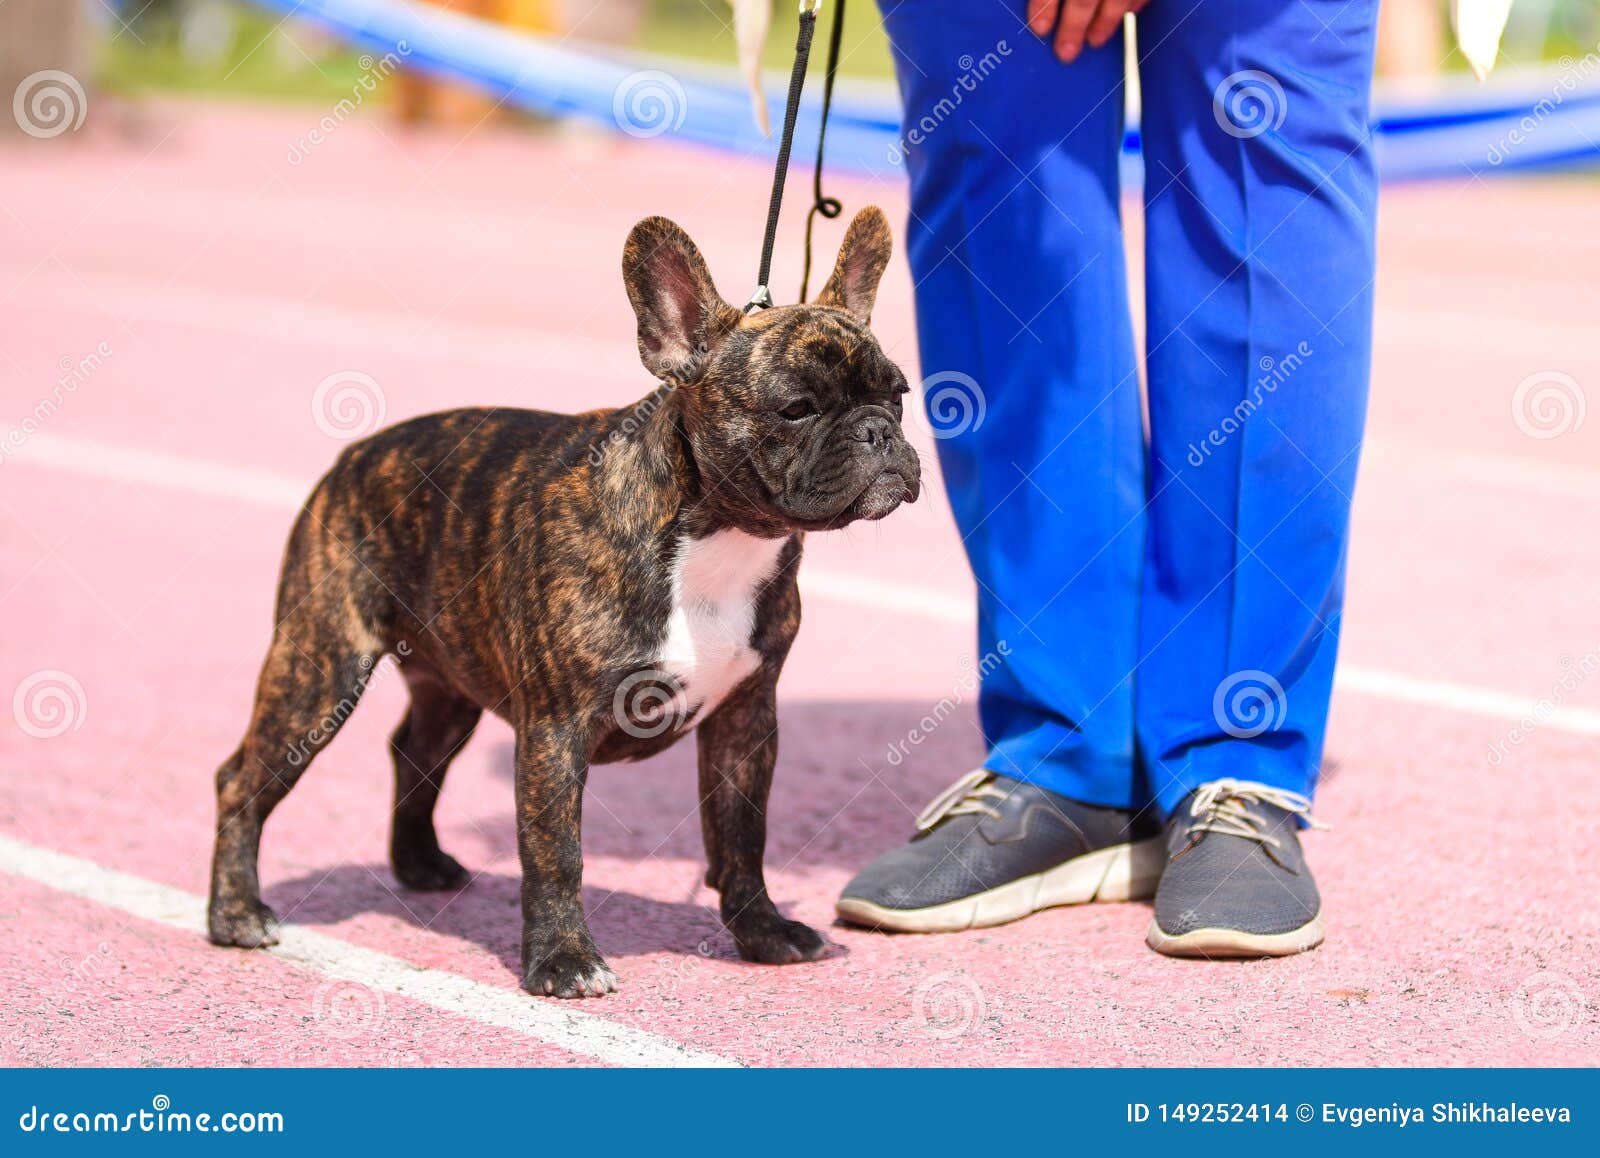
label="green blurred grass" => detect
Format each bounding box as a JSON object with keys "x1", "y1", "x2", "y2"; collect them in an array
[
  {"x1": 97, "y1": 1, "x2": 894, "y2": 102},
  {"x1": 100, "y1": 2, "x2": 1592, "y2": 103},
  {"x1": 98, "y1": 7, "x2": 374, "y2": 102}
]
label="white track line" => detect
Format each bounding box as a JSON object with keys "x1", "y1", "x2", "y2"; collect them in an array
[
  {"x1": 1363, "y1": 438, "x2": 1600, "y2": 503},
  {"x1": 18, "y1": 433, "x2": 309, "y2": 508},
  {"x1": 1334, "y1": 666, "x2": 1600, "y2": 736},
  {"x1": 0, "y1": 834, "x2": 737, "y2": 1068},
  {"x1": 14, "y1": 431, "x2": 1600, "y2": 738},
  {"x1": 15, "y1": 263, "x2": 1599, "y2": 396},
  {"x1": 10, "y1": 266, "x2": 625, "y2": 376}
]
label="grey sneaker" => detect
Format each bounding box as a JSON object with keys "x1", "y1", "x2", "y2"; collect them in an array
[
  {"x1": 1147, "y1": 779, "x2": 1326, "y2": 958},
  {"x1": 836, "y1": 770, "x2": 1163, "y2": 933}
]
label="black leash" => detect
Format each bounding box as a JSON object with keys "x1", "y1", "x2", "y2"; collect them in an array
[{"x1": 745, "y1": 0, "x2": 845, "y2": 313}]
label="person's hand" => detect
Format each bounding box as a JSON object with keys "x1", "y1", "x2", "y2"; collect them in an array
[
  {"x1": 1027, "y1": 0, "x2": 1149, "y2": 64},
  {"x1": 729, "y1": 0, "x2": 773, "y2": 135}
]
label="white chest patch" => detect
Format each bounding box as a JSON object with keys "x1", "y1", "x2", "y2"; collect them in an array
[{"x1": 655, "y1": 529, "x2": 787, "y2": 731}]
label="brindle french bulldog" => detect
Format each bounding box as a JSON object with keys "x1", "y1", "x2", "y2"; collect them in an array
[{"x1": 206, "y1": 208, "x2": 921, "y2": 998}]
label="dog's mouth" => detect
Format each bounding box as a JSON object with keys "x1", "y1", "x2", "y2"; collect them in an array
[
  {"x1": 850, "y1": 468, "x2": 919, "y2": 522},
  {"x1": 793, "y1": 468, "x2": 919, "y2": 531}
]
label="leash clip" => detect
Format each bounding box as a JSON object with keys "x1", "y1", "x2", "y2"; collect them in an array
[
  {"x1": 744, "y1": 285, "x2": 774, "y2": 313},
  {"x1": 799, "y1": 0, "x2": 823, "y2": 14}
]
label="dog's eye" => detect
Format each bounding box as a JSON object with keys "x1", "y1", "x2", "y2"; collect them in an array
[{"x1": 778, "y1": 400, "x2": 817, "y2": 421}]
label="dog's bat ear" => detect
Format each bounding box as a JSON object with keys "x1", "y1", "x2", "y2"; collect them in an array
[
  {"x1": 622, "y1": 217, "x2": 739, "y2": 383},
  {"x1": 816, "y1": 206, "x2": 893, "y2": 323}
]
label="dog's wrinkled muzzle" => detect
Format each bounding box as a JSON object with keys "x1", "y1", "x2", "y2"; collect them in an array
[
  {"x1": 854, "y1": 474, "x2": 914, "y2": 521},
  {"x1": 851, "y1": 439, "x2": 921, "y2": 521}
]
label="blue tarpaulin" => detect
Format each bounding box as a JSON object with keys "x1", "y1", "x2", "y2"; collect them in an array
[{"x1": 248, "y1": 0, "x2": 1600, "y2": 181}]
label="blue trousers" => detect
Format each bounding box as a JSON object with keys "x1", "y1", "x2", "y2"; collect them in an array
[{"x1": 880, "y1": 1, "x2": 1379, "y2": 818}]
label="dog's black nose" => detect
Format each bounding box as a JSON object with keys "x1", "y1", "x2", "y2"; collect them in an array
[{"x1": 850, "y1": 415, "x2": 894, "y2": 450}]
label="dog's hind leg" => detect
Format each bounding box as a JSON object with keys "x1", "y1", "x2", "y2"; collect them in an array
[
  {"x1": 389, "y1": 666, "x2": 481, "y2": 891},
  {"x1": 208, "y1": 540, "x2": 387, "y2": 948}
]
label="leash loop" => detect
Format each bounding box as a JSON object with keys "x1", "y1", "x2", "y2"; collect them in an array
[{"x1": 799, "y1": 0, "x2": 845, "y2": 302}]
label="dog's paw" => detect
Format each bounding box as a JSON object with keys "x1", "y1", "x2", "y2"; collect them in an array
[
  {"x1": 731, "y1": 912, "x2": 830, "y2": 965},
  {"x1": 208, "y1": 899, "x2": 281, "y2": 949},
  {"x1": 392, "y1": 848, "x2": 471, "y2": 892},
  {"x1": 522, "y1": 949, "x2": 618, "y2": 999}
]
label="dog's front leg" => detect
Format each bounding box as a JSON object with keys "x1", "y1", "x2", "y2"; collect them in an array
[
  {"x1": 513, "y1": 720, "x2": 615, "y2": 998},
  {"x1": 697, "y1": 680, "x2": 829, "y2": 964}
]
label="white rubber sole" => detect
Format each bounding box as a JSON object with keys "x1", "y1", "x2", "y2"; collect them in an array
[
  {"x1": 834, "y1": 837, "x2": 1165, "y2": 934},
  {"x1": 1145, "y1": 912, "x2": 1325, "y2": 959}
]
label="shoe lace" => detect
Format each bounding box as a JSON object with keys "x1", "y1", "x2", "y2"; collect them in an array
[
  {"x1": 914, "y1": 770, "x2": 1008, "y2": 833},
  {"x1": 1175, "y1": 778, "x2": 1327, "y2": 867}
]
